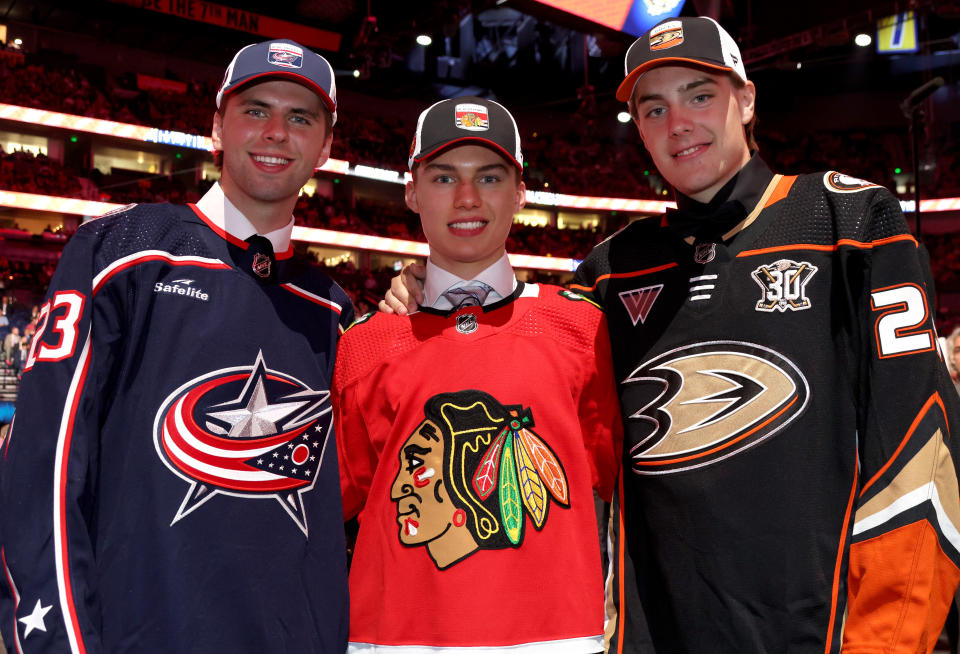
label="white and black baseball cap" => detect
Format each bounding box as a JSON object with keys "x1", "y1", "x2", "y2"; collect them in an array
[
  {"x1": 217, "y1": 39, "x2": 338, "y2": 125},
  {"x1": 408, "y1": 96, "x2": 523, "y2": 171},
  {"x1": 617, "y1": 16, "x2": 747, "y2": 103}
]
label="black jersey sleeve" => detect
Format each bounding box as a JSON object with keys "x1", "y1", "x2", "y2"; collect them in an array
[{"x1": 842, "y1": 189, "x2": 960, "y2": 653}]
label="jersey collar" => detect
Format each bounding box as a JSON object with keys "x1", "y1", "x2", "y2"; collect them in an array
[{"x1": 193, "y1": 182, "x2": 294, "y2": 257}]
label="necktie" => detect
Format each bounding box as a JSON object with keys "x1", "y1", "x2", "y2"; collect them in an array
[
  {"x1": 245, "y1": 235, "x2": 276, "y2": 283},
  {"x1": 442, "y1": 282, "x2": 493, "y2": 309}
]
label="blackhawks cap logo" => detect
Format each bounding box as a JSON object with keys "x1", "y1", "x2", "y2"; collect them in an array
[{"x1": 454, "y1": 103, "x2": 490, "y2": 131}]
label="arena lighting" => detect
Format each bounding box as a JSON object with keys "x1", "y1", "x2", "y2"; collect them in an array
[
  {"x1": 353, "y1": 69, "x2": 361, "y2": 78},
  {"x1": 617, "y1": 111, "x2": 631, "y2": 123},
  {"x1": 855, "y1": 33, "x2": 872, "y2": 47},
  {"x1": 416, "y1": 34, "x2": 433, "y2": 46}
]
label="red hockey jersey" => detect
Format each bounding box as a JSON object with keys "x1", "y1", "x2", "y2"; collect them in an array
[{"x1": 333, "y1": 282, "x2": 622, "y2": 653}]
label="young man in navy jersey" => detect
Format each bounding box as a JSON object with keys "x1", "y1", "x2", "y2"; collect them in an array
[{"x1": 0, "y1": 39, "x2": 353, "y2": 653}]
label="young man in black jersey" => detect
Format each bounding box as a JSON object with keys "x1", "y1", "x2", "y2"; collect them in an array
[{"x1": 383, "y1": 15, "x2": 960, "y2": 654}]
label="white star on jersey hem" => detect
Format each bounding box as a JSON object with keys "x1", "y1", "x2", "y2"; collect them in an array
[{"x1": 19, "y1": 599, "x2": 52, "y2": 638}]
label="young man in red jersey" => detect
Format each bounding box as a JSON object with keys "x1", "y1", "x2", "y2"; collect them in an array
[{"x1": 333, "y1": 96, "x2": 621, "y2": 653}]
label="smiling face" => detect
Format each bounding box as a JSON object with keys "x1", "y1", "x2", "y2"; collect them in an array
[
  {"x1": 213, "y1": 79, "x2": 333, "y2": 232},
  {"x1": 631, "y1": 65, "x2": 755, "y2": 203},
  {"x1": 406, "y1": 145, "x2": 525, "y2": 280}
]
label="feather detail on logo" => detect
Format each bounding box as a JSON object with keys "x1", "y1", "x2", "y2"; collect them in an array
[
  {"x1": 517, "y1": 428, "x2": 569, "y2": 506},
  {"x1": 473, "y1": 427, "x2": 508, "y2": 499},
  {"x1": 514, "y1": 433, "x2": 548, "y2": 528},
  {"x1": 499, "y1": 435, "x2": 523, "y2": 545}
]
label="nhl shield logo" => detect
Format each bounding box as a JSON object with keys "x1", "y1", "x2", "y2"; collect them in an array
[
  {"x1": 752, "y1": 259, "x2": 818, "y2": 312},
  {"x1": 456, "y1": 313, "x2": 479, "y2": 334},
  {"x1": 153, "y1": 351, "x2": 332, "y2": 536},
  {"x1": 252, "y1": 252, "x2": 272, "y2": 278}
]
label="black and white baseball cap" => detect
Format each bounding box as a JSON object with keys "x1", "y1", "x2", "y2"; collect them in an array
[
  {"x1": 617, "y1": 16, "x2": 747, "y2": 103},
  {"x1": 408, "y1": 96, "x2": 523, "y2": 171},
  {"x1": 217, "y1": 39, "x2": 338, "y2": 125}
]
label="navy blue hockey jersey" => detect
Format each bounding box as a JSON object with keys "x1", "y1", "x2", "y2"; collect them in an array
[{"x1": 0, "y1": 202, "x2": 353, "y2": 653}]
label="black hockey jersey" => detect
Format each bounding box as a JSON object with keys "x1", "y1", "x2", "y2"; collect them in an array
[
  {"x1": 573, "y1": 163, "x2": 960, "y2": 653},
  {"x1": 0, "y1": 202, "x2": 354, "y2": 653}
]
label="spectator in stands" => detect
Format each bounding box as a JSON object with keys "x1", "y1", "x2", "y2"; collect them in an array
[{"x1": 3, "y1": 326, "x2": 18, "y2": 362}]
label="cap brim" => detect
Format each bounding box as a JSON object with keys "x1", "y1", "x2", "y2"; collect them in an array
[
  {"x1": 413, "y1": 136, "x2": 523, "y2": 171},
  {"x1": 616, "y1": 58, "x2": 736, "y2": 102},
  {"x1": 221, "y1": 71, "x2": 336, "y2": 115}
]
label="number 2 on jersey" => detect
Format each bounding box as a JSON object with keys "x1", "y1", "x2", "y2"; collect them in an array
[
  {"x1": 871, "y1": 283, "x2": 934, "y2": 359},
  {"x1": 24, "y1": 291, "x2": 86, "y2": 371}
]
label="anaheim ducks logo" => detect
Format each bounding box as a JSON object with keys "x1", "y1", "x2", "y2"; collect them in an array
[
  {"x1": 153, "y1": 351, "x2": 332, "y2": 535},
  {"x1": 824, "y1": 171, "x2": 880, "y2": 193},
  {"x1": 622, "y1": 341, "x2": 809, "y2": 475}
]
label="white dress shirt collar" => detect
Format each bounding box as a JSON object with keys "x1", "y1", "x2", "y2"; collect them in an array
[
  {"x1": 194, "y1": 182, "x2": 294, "y2": 255},
  {"x1": 423, "y1": 252, "x2": 518, "y2": 309}
]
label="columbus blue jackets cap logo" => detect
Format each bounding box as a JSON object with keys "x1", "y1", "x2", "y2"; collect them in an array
[
  {"x1": 824, "y1": 171, "x2": 879, "y2": 193},
  {"x1": 455, "y1": 103, "x2": 490, "y2": 131},
  {"x1": 153, "y1": 351, "x2": 331, "y2": 535},
  {"x1": 752, "y1": 259, "x2": 818, "y2": 312},
  {"x1": 650, "y1": 20, "x2": 684, "y2": 50},
  {"x1": 268, "y1": 42, "x2": 304, "y2": 69},
  {"x1": 619, "y1": 284, "x2": 662, "y2": 326},
  {"x1": 622, "y1": 341, "x2": 809, "y2": 475}
]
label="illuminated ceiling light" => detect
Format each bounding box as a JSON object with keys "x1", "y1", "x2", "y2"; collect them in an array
[
  {"x1": 416, "y1": 34, "x2": 432, "y2": 47},
  {"x1": 617, "y1": 111, "x2": 631, "y2": 123},
  {"x1": 352, "y1": 69, "x2": 360, "y2": 78},
  {"x1": 13, "y1": 38, "x2": 22, "y2": 46},
  {"x1": 796, "y1": 62, "x2": 802, "y2": 69},
  {"x1": 854, "y1": 33, "x2": 872, "y2": 47}
]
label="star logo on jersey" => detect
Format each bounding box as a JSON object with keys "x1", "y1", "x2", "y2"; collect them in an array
[
  {"x1": 621, "y1": 341, "x2": 809, "y2": 474},
  {"x1": 19, "y1": 599, "x2": 52, "y2": 638},
  {"x1": 619, "y1": 284, "x2": 662, "y2": 326},
  {"x1": 752, "y1": 259, "x2": 818, "y2": 312},
  {"x1": 153, "y1": 351, "x2": 332, "y2": 536}
]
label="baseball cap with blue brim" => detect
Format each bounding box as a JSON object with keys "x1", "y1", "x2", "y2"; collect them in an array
[
  {"x1": 409, "y1": 96, "x2": 523, "y2": 172},
  {"x1": 616, "y1": 16, "x2": 748, "y2": 103},
  {"x1": 216, "y1": 39, "x2": 338, "y2": 126}
]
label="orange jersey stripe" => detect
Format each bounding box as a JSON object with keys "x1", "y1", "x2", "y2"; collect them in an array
[
  {"x1": 738, "y1": 234, "x2": 918, "y2": 259},
  {"x1": 569, "y1": 263, "x2": 679, "y2": 293}
]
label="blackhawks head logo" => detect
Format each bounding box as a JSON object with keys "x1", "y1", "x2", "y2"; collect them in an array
[{"x1": 391, "y1": 390, "x2": 569, "y2": 569}]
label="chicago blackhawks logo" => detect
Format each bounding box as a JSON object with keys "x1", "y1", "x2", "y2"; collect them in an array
[
  {"x1": 153, "y1": 351, "x2": 332, "y2": 535},
  {"x1": 622, "y1": 341, "x2": 809, "y2": 475},
  {"x1": 752, "y1": 259, "x2": 818, "y2": 312},
  {"x1": 392, "y1": 390, "x2": 569, "y2": 569}
]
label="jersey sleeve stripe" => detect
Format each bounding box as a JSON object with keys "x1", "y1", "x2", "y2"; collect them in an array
[
  {"x1": 280, "y1": 283, "x2": 343, "y2": 314},
  {"x1": 92, "y1": 251, "x2": 230, "y2": 296},
  {"x1": 860, "y1": 393, "x2": 947, "y2": 497},
  {"x1": 2, "y1": 548, "x2": 24, "y2": 654},
  {"x1": 53, "y1": 332, "x2": 93, "y2": 654},
  {"x1": 737, "y1": 234, "x2": 918, "y2": 259},
  {"x1": 569, "y1": 263, "x2": 679, "y2": 292},
  {"x1": 824, "y1": 455, "x2": 859, "y2": 654}
]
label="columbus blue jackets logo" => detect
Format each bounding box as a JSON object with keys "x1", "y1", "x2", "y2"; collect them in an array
[
  {"x1": 153, "y1": 351, "x2": 331, "y2": 535},
  {"x1": 622, "y1": 341, "x2": 809, "y2": 475},
  {"x1": 268, "y1": 42, "x2": 304, "y2": 69}
]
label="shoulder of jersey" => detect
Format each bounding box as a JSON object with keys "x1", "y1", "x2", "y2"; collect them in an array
[
  {"x1": 820, "y1": 170, "x2": 884, "y2": 194},
  {"x1": 335, "y1": 311, "x2": 416, "y2": 387},
  {"x1": 544, "y1": 285, "x2": 604, "y2": 312},
  {"x1": 596, "y1": 215, "x2": 662, "y2": 248}
]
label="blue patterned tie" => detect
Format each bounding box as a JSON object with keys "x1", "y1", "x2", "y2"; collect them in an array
[{"x1": 442, "y1": 282, "x2": 493, "y2": 308}]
